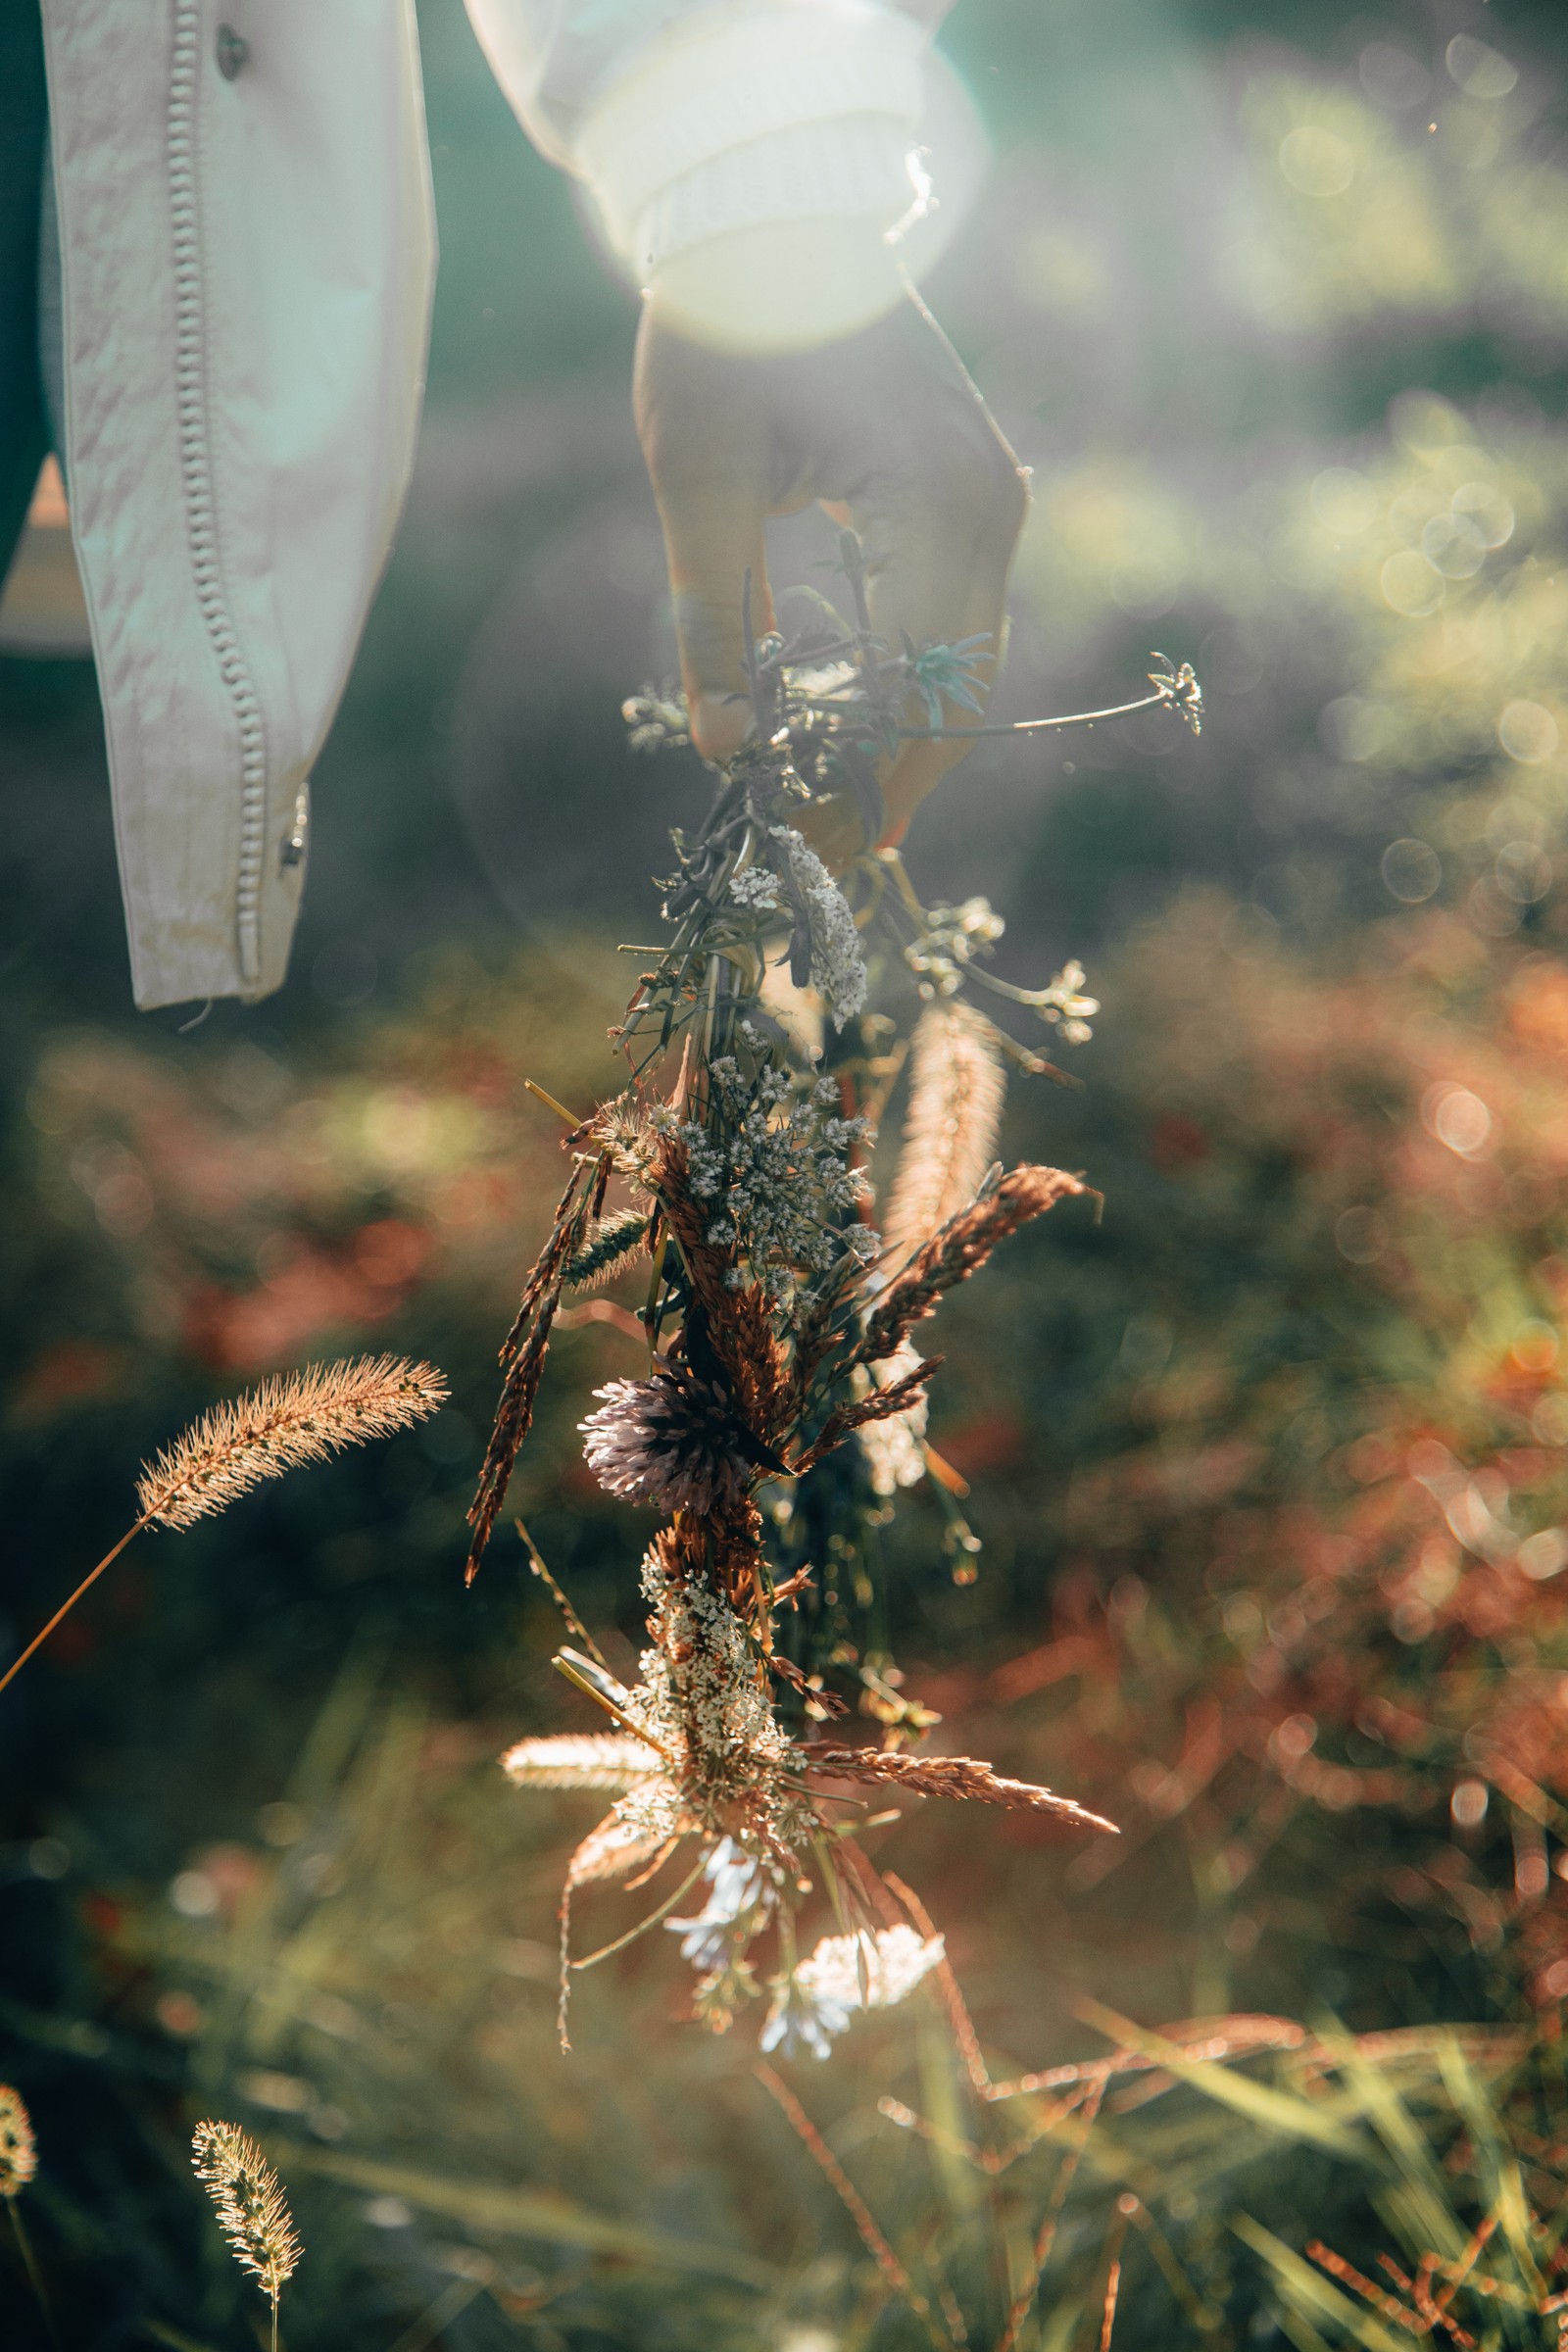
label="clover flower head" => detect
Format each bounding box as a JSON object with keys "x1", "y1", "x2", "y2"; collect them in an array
[{"x1": 580, "y1": 1367, "x2": 753, "y2": 1514}]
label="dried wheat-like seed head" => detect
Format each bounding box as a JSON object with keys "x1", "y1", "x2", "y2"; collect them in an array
[
  {"x1": 501, "y1": 1732, "x2": 664, "y2": 1790},
  {"x1": 799, "y1": 1743, "x2": 1118, "y2": 1833},
  {"x1": 192, "y1": 2120, "x2": 302, "y2": 2304},
  {"x1": 882, "y1": 1003, "x2": 1005, "y2": 1265},
  {"x1": 565, "y1": 1209, "x2": 651, "y2": 1294},
  {"x1": 0, "y1": 2084, "x2": 36, "y2": 2196},
  {"x1": 138, "y1": 1356, "x2": 447, "y2": 1529}
]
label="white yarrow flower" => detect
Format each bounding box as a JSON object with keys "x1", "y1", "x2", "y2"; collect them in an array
[
  {"x1": 730, "y1": 866, "x2": 783, "y2": 911},
  {"x1": 760, "y1": 1925, "x2": 945, "y2": 2060},
  {"x1": 798, "y1": 1924, "x2": 945, "y2": 2012}
]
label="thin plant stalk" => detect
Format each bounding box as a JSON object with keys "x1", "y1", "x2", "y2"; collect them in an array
[
  {"x1": 757, "y1": 2064, "x2": 955, "y2": 2352},
  {"x1": 885, "y1": 683, "x2": 1184, "y2": 739},
  {"x1": 0, "y1": 1518, "x2": 148, "y2": 1698},
  {"x1": 8, "y1": 2199, "x2": 59, "y2": 2351}
]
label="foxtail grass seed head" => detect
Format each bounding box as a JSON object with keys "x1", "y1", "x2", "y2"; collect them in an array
[
  {"x1": 192, "y1": 2121, "x2": 301, "y2": 2306},
  {"x1": 0, "y1": 2085, "x2": 37, "y2": 2196},
  {"x1": 138, "y1": 1356, "x2": 447, "y2": 1529},
  {"x1": 501, "y1": 1732, "x2": 665, "y2": 1790},
  {"x1": 883, "y1": 1002, "x2": 1006, "y2": 1263}
]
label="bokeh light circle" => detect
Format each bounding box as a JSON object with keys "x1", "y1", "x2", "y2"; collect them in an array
[
  {"x1": 1498, "y1": 702, "x2": 1559, "y2": 764},
  {"x1": 1382, "y1": 551, "x2": 1444, "y2": 616},
  {"x1": 1279, "y1": 125, "x2": 1356, "y2": 196},
  {"x1": 1381, "y1": 838, "x2": 1441, "y2": 903}
]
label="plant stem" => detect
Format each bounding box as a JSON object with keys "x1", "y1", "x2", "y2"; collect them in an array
[
  {"x1": 0, "y1": 1517, "x2": 151, "y2": 1699},
  {"x1": 889, "y1": 685, "x2": 1178, "y2": 738},
  {"x1": 568, "y1": 1850, "x2": 710, "y2": 1971},
  {"x1": 9, "y1": 2199, "x2": 60, "y2": 2350}
]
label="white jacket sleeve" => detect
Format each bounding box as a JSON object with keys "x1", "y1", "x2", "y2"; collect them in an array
[{"x1": 464, "y1": 1, "x2": 956, "y2": 333}]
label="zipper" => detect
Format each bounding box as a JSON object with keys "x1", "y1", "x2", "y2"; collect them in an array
[{"x1": 167, "y1": 0, "x2": 268, "y2": 985}]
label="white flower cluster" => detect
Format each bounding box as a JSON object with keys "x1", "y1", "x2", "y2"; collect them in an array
[
  {"x1": 611, "y1": 1547, "x2": 799, "y2": 1849},
  {"x1": 621, "y1": 687, "x2": 690, "y2": 754},
  {"x1": 665, "y1": 1838, "x2": 773, "y2": 1972},
  {"x1": 676, "y1": 1058, "x2": 874, "y2": 1298},
  {"x1": 729, "y1": 866, "x2": 783, "y2": 911},
  {"x1": 760, "y1": 1925, "x2": 945, "y2": 2061},
  {"x1": 773, "y1": 828, "x2": 868, "y2": 1028},
  {"x1": 1038, "y1": 959, "x2": 1100, "y2": 1046},
  {"x1": 905, "y1": 901, "x2": 1098, "y2": 1043},
  {"x1": 906, "y1": 896, "x2": 1006, "y2": 1001},
  {"x1": 854, "y1": 1339, "x2": 930, "y2": 1497}
]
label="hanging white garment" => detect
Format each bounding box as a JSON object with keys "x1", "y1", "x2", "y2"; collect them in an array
[{"x1": 41, "y1": 0, "x2": 437, "y2": 1008}]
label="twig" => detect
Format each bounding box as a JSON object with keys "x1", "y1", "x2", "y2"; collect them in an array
[
  {"x1": 514, "y1": 1520, "x2": 609, "y2": 1669},
  {"x1": 757, "y1": 2065, "x2": 955, "y2": 2352},
  {"x1": 996, "y1": 2079, "x2": 1106, "y2": 2352},
  {"x1": 568, "y1": 1852, "x2": 708, "y2": 1972},
  {"x1": 886, "y1": 1872, "x2": 991, "y2": 2097}
]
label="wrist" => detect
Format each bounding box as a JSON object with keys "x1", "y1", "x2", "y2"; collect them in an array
[{"x1": 647, "y1": 213, "x2": 906, "y2": 354}]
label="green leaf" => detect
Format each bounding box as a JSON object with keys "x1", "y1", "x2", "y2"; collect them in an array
[
  {"x1": 1077, "y1": 2003, "x2": 1376, "y2": 2165},
  {"x1": 291, "y1": 2146, "x2": 776, "y2": 2286},
  {"x1": 1310, "y1": 2022, "x2": 1464, "y2": 2258},
  {"x1": 1233, "y1": 2216, "x2": 1411, "y2": 2352}
]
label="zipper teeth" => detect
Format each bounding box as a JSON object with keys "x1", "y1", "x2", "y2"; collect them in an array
[{"x1": 168, "y1": 0, "x2": 267, "y2": 984}]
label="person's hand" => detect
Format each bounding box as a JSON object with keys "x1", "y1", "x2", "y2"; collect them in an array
[{"x1": 633, "y1": 274, "x2": 1029, "y2": 868}]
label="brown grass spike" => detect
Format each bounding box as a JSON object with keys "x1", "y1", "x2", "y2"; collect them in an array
[
  {"x1": 800, "y1": 1744, "x2": 1118, "y2": 1832},
  {"x1": 466, "y1": 1158, "x2": 603, "y2": 1583},
  {"x1": 0, "y1": 2085, "x2": 36, "y2": 2198},
  {"x1": 860, "y1": 1165, "x2": 1091, "y2": 1364},
  {"x1": 1, "y1": 1355, "x2": 446, "y2": 1700}
]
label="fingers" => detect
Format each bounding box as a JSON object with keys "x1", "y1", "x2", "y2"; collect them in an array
[
  {"x1": 634, "y1": 307, "x2": 775, "y2": 761},
  {"x1": 633, "y1": 293, "x2": 1030, "y2": 851},
  {"x1": 766, "y1": 301, "x2": 1023, "y2": 845},
  {"x1": 846, "y1": 342, "x2": 1029, "y2": 838}
]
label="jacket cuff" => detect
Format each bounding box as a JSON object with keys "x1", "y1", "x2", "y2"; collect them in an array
[{"x1": 574, "y1": 5, "x2": 928, "y2": 277}]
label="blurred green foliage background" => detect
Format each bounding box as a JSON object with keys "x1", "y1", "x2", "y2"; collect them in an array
[{"x1": 4, "y1": 0, "x2": 1568, "y2": 2343}]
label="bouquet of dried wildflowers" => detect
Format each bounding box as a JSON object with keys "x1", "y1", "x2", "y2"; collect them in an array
[{"x1": 471, "y1": 538, "x2": 1201, "y2": 2053}]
